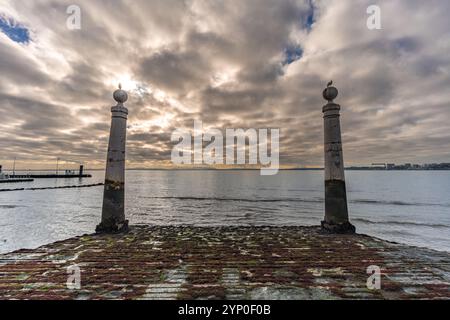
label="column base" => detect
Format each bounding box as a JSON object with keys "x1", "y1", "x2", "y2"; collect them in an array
[
  {"x1": 96, "y1": 219, "x2": 129, "y2": 234},
  {"x1": 321, "y1": 220, "x2": 356, "y2": 234}
]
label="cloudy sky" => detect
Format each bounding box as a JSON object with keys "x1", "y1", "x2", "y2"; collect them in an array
[{"x1": 1, "y1": 0, "x2": 450, "y2": 170}]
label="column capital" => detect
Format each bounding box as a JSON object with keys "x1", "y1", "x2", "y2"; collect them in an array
[
  {"x1": 111, "y1": 105, "x2": 128, "y2": 119},
  {"x1": 323, "y1": 102, "x2": 341, "y2": 114},
  {"x1": 111, "y1": 105, "x2": 129, "y2": 113}
]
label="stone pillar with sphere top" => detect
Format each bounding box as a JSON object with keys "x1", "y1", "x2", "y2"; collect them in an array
[
  {"x1": 321, "y1": 81, "x2": 355, "y2": 234},
  {"x1": 96, "y1": 85, "x2": 129, "y2": 233}
]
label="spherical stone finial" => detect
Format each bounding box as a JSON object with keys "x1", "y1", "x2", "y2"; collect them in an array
[
  {"x1": 113, "y1": 84, "x2": 128, "y2": 104},
  {"x1": 323, "y1": 80, "x2": 338, "y2": 102}
]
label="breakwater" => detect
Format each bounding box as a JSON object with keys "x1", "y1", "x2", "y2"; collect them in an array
[
  {"x1": 9, "y1": 174, "x2": 92, "y2": 179},
  {"x1": 0, "y1": 179, "x2": 34, "y2": 184}
]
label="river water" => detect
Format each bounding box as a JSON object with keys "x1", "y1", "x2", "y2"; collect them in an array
[{"x1": 0, "y1": 170, "x2": 449, "y2": 254}]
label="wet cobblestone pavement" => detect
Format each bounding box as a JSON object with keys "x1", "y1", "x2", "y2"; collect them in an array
[{"x1": 0, "y1": 226, "x2": 449, "y2": 300}]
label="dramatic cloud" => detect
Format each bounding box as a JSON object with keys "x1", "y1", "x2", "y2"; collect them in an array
[{"x1": 0, "y1": 0, "x2": 449, "y2": 170}]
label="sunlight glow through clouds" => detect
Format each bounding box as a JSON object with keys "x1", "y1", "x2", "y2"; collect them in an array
[
  {"x1": 111, "y1": 76, "x2": 139, "y2": 92},
  {"x1": 130, "y1": 112, "x2": 176, "y2": 131},
  {"x1": 211, "y1": 68, "x2": 240, "y2": 88}
]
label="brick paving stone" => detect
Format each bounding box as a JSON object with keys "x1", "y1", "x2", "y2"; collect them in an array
[{"x1": 0, "y1": 226, "x2": 448, "y2": 300}]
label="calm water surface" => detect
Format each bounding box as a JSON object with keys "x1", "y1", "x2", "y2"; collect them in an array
[{"x1": 0, "y1": 170, "x2": 449, "y2": 253}]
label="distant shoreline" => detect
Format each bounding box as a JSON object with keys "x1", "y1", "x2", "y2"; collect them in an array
[{"x1": 101, "y1": 168, "x2": 450, "y2": 171}]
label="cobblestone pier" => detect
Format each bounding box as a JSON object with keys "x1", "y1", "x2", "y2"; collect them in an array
[{"x1": 0, "y1": 226, "x2": 449, "y2": 300}]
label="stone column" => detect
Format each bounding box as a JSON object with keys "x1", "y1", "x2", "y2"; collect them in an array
[
  {"x1": 96, "y1": 85, "x2": 129, "y2": 233},
  {"x1": 321, "y1": 81, "x2": 355, "y2": 234}
]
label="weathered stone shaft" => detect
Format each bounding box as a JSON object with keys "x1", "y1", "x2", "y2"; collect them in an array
[
  {"x1": 97, "y1": 105, "x2": 129, "y2": 233},
  {"x1": 322, "y1": 102, "x2": 354, "y2": 233}
]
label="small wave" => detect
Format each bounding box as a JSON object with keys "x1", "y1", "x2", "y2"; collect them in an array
[
  {"x1": 144, "y1": 196, "x2": 323, "y2": 204},
  {"x1": 0, "y1": 205, "x2": 22, "y2": 209},
  {"x1": 353, "y1": 218, "x2": 450, "y2": 229},
  {"x1": 351, "y1": 199, "x2": 449, "y2": 207},
  {"x1": 144, "y1": 196, "x2": 449, "y2": 208}
]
